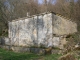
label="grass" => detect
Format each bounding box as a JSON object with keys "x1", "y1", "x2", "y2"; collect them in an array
[
  {"x1": 44, "y1": 54, "x2": 61, "y2": 60},
  {"x1": 0, "y1": 48, "x2": 61, "y2": 60}
]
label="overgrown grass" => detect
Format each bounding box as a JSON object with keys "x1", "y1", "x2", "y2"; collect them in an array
[
  {"x1": 0, "y1": 48, "x2": 61, "y2": 60},
  {"x1": 44, "y1": 54, "x2": 61, "y2": 60}
]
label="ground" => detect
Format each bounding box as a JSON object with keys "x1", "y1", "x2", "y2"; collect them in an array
[{"x1": 0, "y1": 48, "x2": 61, "y2": 60}]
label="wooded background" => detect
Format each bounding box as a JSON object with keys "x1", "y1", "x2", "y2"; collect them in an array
[{"x1": 0, "y1": 0, "x2": 80, "y2": 37}]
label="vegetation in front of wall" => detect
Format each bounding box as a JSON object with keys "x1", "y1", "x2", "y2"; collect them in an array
[
  {"x1": 66, "y1": 33, "x2": 80, "y2": 44},
  {"x1": 0, "y1": 19, "x2": 8, "y2": 37},
  {"x1": 62, "y1": 34, "x2": 80, "y2": 57},
  {"x1": 71, "y1": 20, "x2": 80, "y2": 41},
  {"x1": 0, "y1": 30, "x2": 2, "y2": 36},
  {"x1": 58, "y1": 52, "x2": 78, "y2": 60},
  {"x1": 63, "y1": 35, "x2": 75, "y2": 54},
  {"x1": 0, "y1": 28, "x2": 8, "y2": 37},
  {"x1": 75, "y1": 50, "x2": 80, "y2": 60}
]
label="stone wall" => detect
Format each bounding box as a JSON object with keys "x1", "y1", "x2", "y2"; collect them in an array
[
  {"x1": 8, "y1": 12, "x2": 77, "y2": 49},
  {"x1": 9, "y1": 13, "x2": 53, "y2": 47},
  {"x1": 52, "y1": 14, "x2": 77, "y2": 35}
]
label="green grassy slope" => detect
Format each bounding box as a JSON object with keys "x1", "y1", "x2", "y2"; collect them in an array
[{"x1": 0, "y1": 48, "x2": 61, "y2": 60}]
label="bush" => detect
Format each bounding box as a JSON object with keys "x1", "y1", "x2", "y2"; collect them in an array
[{"x1": 58, "y1": 53, "x2": 77, "y2": 60}]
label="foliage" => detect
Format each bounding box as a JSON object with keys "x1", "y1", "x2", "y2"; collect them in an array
[{"x1": 58, "y1": 53, "x2": 77, "y2": 60}]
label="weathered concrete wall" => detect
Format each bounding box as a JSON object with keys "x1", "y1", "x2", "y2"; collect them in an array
[
  {"x1": 9, "y1": 13, "x2": 53, "y2": 47},
  {"x1": 8, "y1": 12, "x2": 77, "y2": 48},
  {"x1": 37, "y1": 13, "x2": 52, "y2": 47},
  {"x1": 52, "y1": 37, "x2": 60, "y2": 47},
  {"x1": 52, "y1": 14, "x2": 77, "y2": 35}
]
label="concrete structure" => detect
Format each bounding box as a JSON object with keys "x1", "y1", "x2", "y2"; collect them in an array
[{"x1": 8, "y1": 12, "x2": 77, "y2": 49}]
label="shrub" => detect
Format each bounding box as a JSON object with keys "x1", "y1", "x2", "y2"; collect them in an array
[{"x1": 58, "y1": 53, "x2": 77, "y2": 60}]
